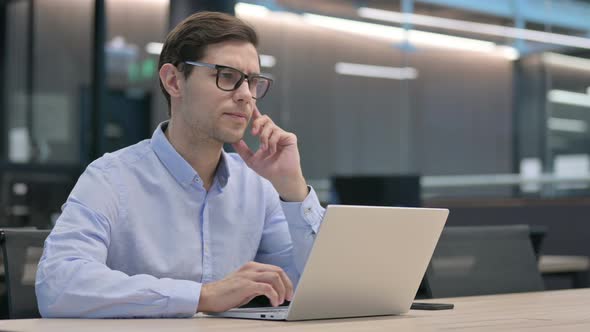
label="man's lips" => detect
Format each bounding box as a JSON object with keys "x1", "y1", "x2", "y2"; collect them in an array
[{"x1": 223, "y1": 112, "x2": 248, "y2": 120}]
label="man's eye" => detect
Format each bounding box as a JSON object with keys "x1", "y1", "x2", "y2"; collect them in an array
[{"x1": 220, "y1": 72, "x2": 237, "y2": 80}]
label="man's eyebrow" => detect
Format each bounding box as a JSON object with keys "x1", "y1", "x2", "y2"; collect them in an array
[
  {"x1": 237, "y1": 67, "x2": 260, "y2": 76},
  {"x1": 219, "y1": 63, "x2": 259, "y2": 75}
]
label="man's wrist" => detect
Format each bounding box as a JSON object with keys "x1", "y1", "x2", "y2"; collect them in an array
[
  {"x1": 197, "y1": 284, "x2": 208, "y2": 313},
  {"x1": 274, "y1": 176, "x2": 308, "y2": 202},
  {"x1": 280, "y1": 185, "x2": 310, "y2": 202}
]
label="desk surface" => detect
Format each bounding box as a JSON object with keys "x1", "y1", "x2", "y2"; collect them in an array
[{"x1": 1, "y1": 288, "x2": 589, "y2": 332}]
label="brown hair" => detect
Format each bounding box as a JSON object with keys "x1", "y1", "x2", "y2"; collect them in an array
[{"x1": 158, "y1": 11, "x2": 258, "y2": 114}]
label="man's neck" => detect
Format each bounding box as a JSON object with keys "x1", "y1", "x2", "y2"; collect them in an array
[{"x1": 165, "y1": 118, "x2": 222, "y2": 191}]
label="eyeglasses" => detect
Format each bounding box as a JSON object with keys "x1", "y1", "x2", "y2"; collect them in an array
[{"x1": 183, "y1": 61, "x2": 273, "y2": 100}]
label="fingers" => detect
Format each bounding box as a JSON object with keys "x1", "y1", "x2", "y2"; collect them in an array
[
  {"x1": 232, "y1": 140, "x2": 253, "y2": 161},
  {"x1": 252, "y1": 119, "x2": 283, "y2": 155},
  {"x1": 252, "y1": 282, "x2": 280, "y2": 307},
  {"x1": 275, "y1": 267, "x2": 294, "y2": 302},
  {"x1": 258, "y1": 123, "x2": 274, "y2": 151},
  {"x1": 252, "y1": 105, "x2": 262, "y2": 119},
  {"x1": 261, "y1": 266, "x2": 293, "y2": 302},
  {"x1": 249, "y1": 108, "x2": 293, "y2": 157},
  {"x1": 248, "y1": 262, "x2": 294, "y2": 302},
  {"x1": 252, "y1": 271, "x2": 288, "y2": 305},
  {"x1": 238, "y1": 262, "x2": 294, "y2": 303},
  {"x1": 264, "y1": 130, "x2": 294, "y2": 157},
  {"x1": 267, "y1": 130, "x2": 281, "y2": 155},
  {"x1": 251, "y1": 111, "x2": 269, "y2": 136}
]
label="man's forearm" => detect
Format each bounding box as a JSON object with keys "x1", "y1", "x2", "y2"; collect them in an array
[
  {"x1": 37, "y1": 257, "x2": 201, "y2": 318},
  {"x1": 272, "y1": 174, "x2": 308, "y2": 202}
]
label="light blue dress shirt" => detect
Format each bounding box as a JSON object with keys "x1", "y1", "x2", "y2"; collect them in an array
[{"x1": 35, "y1": 122, "x2": 325, "y2": 318}]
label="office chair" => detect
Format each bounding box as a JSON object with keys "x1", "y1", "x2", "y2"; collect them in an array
[
  {"x1": 424, "y1": 225, "x2": 544, "y2": 298},
  {"x1": 0, "y1": 229, "x2": 50, "y2": 319}
]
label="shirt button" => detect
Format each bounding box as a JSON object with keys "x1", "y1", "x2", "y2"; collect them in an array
[
  {"x1": 304, "y1": 207, "x2": 312, "y2": 215},
  {"x1": 193, "y1": 176, "x2": 200, "y2": 183}
]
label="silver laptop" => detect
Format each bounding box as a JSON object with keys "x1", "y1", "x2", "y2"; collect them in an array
[{"x1": 208, "y1": 205, "x2": 449, "y2": 321}]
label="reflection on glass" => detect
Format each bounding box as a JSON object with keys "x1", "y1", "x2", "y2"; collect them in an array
[{"x1": 101, "y1": 0, "x2": 169, "y2": 154}]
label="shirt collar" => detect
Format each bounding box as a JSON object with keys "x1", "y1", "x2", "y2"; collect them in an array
[
  {"x1": 217, "y1": 150, "x2": 230, "y2": 188},
  {"x1": 150, "y1": 121, "x2": 230, "y2": 188}
]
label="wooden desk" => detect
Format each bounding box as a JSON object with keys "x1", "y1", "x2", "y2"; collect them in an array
[{"x1": 0, "y1": 289, "x2": 589, "y2": 332}]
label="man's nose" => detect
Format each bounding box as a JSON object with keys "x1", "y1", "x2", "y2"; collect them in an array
[{"x1": 233, "y1": 79, "x2": 253, "y2": 102}]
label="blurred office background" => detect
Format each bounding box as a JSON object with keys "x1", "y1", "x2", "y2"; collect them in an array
[{"x1": 1, "y1": 0, "x2": 590, "y2": 294}]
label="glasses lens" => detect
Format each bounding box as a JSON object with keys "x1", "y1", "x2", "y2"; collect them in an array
[
  {"x1": 253, "y1": 78, "x2": 270, "y2": 99},
  {"x1": 217, "y1": 67, "x2": 242, "y2": 90},
  {"x1": 215, "y1": 66, "x2": 271, "y2": 99}
]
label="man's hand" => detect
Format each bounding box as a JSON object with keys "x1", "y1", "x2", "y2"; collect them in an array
[
  {"x1": 197, "y1": 261, "x2": 294, "y2": 313},
  {"x1": 232, "y1": 107, "x2": 308, "y2": 202}
]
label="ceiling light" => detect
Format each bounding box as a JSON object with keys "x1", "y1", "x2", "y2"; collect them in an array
[
  {"x1": 359, "y1": 7, "x2": 590, "y2": 50},
  {"x1": 548, "y1": 117, "x2": 588, "y2": 133},
  {"x1": 335, "y1": 62, "x2": 418, "y2": 80},
  {"x1": 548, "y1": 90, "x2": 590, "y2": 108},
  {"x1": 259, "y1": 54, "x2": 276, "y2": 68},
  {"x1": 145, "y1": 42, "x2": 163, "y2": 55},
  {"x1": 303, "y1": 13, "x2": 405, "y2": 41},
  {"x1": 235, "y1": 3, "x2": 270, "y2": 17},
  {"x1": 407, "y1": 29, "x2": 498, "y2": 53},
  {"x1": 542, "y1": 53, "x2": 590, "y2": 72},
  {"x1": 302, "y1": 13, "x2": 517, "y2": 60}
]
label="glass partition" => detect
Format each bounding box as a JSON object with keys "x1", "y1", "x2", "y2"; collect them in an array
[
  {"x1": 234, "y1": 0, "x2": 590, "y2": 201},
  {"x1": 3, "y1": 0, "x2": 94, "y2": 165}
]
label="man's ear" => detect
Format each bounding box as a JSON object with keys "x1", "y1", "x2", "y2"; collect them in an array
[{"x1": 159, "y1": 63, "x2": 183, "y2": 99}]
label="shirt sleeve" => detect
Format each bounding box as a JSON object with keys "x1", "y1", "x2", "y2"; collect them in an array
[
  {"x1": 35, "y1": 161, "x2": 201, "y2": 318},
  {"x1": 254, "y1": 185, "x2": 325, "y2": 287}
]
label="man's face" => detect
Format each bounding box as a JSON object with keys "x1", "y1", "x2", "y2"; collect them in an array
[{"x1": 175, "y1": 41, "x2": 260, "y2": 144}]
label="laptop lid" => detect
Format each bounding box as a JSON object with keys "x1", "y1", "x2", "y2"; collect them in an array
[{"x1": 285, "y1": 205, "x2": 448, "y2": 320}]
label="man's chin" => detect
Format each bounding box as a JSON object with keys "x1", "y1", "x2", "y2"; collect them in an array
[
  {"x1": 217, "y1": 130, "x2": 245, "y2": 145},
  {"x1": 224, "y1": 137, "x2": 242, "y2": 145}
]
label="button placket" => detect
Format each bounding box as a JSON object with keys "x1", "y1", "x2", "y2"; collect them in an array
[{"x1": 201, "y1": 194, "x2": 211, "y2": 283}]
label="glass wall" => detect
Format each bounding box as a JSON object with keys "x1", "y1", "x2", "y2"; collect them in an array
[
  {"x1": 4, "y1": 0, "x2": 94, "y2": 165},
  {"x1": 544, "y1": 52, "x2": 590, "y2": 196},
  {"x1": 1, "y1": 0, "x2": 168, "y2": 165},
  {"x1": 233, "y1": 0, "x2": 590, "y2": 201},
  {"x1": 101, "y1": 0, "x2": 168, "y2": 154}
]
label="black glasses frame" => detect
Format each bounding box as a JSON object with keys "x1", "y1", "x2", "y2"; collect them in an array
[{"x1": 183, "y1": 61, "x2": 273, "y2": 100}]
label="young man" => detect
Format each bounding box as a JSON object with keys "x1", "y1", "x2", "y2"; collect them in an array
[{"x1": 35, "y1": 11, "x2": 325, "y2": 318}]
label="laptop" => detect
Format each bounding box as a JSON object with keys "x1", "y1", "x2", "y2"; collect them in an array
[{"x1": 208, "y1": 205, "x2": 449, "y2": 321}]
